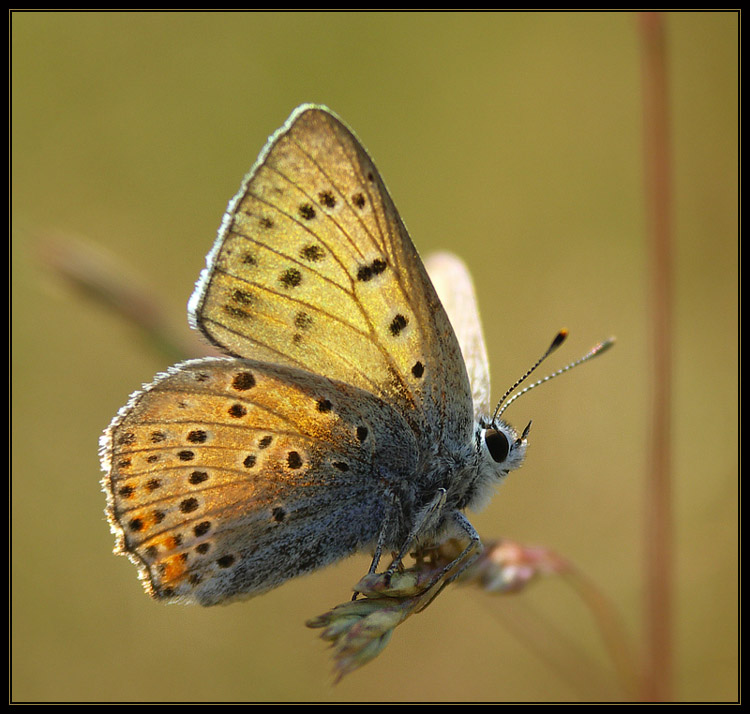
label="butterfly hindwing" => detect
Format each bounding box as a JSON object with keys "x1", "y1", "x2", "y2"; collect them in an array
[{"x1": 100, "y1": 358, "x2": 419, "y2": 605}]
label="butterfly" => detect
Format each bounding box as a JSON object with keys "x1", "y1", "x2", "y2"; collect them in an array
[{"x1": 100, "y1": 105, "x2": 538, "y2": 607}]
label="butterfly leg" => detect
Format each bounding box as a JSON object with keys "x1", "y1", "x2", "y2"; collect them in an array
[
  {"x1": 433, "y1": 510, "x2": 483, "y2": 587},
  {"x1": 408, "y1": 512, "x2": 483, "y2": 611},
  {"x1": 382, "y1": 487, "x2": 448, "y2": 582},
  {"x1": 353, "y1": 487, "x2": 448, "y2": 599},
  {"x1": 387, "y1": 511, "x2": 482, "y2": 608},
  {"x1": 352, "y1": 490, "x2": 401, "y2": 600},
  {"x1": 366, "y1": 526, "x2": 388, "y2": 579},
  {"x1": 353, "y1": 495, "x2": 481, "y2": 603},
  {"x1": 366, "y1": 488, "x2": 402, "y2": 575}
]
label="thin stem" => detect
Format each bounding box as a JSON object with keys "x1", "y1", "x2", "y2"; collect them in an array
[
  {"x1": 638, "y1": 11, "x2": 674, "y2": 702},
  {"x1": 37, "y1": 232, "x2": 206, "y2": 364},
  {"x1": 457, "y1": 540, "x2": 639, "y2": 699},
  {"x1": 559, "y1": 561, "x2": 641, "y2": 701}
]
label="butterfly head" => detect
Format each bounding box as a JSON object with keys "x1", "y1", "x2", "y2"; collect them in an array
[
  {"x1": 476, "y1": 330, "x2": 614, "y2": 484},
  {"x1": 463, "y1": 417, "x2": 529, "y2": 513},
  {"x1": 477, "y1": 418, "x2": 530, "y2": 480}
]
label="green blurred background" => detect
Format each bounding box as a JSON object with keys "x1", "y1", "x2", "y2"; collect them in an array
[{"x1": 11, "y1": 11, "x2": 737, "y2": 703}]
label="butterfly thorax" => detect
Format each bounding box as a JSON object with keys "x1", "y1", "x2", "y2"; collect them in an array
[{"x1": 392, "y1": 417, "x2": 527, "y2": 549}]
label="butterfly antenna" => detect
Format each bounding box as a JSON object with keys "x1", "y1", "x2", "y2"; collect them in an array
[
  {"x1": 490, "y1": 329, "x2": 569, "y2": 424},
  {"x1": 491, "y1": 332, "x2": 615, "y2": 424}
]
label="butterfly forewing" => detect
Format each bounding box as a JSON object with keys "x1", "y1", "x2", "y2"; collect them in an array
[
  {"x1": 101, "y1": 358, "x2": 419, "y2": 605},
  {"x1": 189, "y1": 106, "x2": 473, "y2": 446},
  {"x1": 424, "y1": 252, "x2": 491, "y2": 420}
]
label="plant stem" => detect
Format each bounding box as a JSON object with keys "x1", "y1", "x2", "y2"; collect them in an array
[{"x1": 638, "y1": 11, "x2": 674, "y2": 702}]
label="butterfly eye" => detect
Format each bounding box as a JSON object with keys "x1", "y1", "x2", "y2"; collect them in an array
[{"x1": 484, "y1": 428, "x2": 509, "y2": 464}]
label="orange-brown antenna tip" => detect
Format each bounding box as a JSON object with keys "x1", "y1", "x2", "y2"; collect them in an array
[{"x1": 551, "y1": 329, "x2": 568, "y2": 350}]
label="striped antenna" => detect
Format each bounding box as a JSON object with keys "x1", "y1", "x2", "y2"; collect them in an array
[{"x1": 492, "y1": 332, "x2": 615, "y2": 424}]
